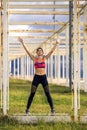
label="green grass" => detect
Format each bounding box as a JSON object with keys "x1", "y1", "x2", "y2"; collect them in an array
[
  {"x1": 9, "y1": 78, "x2": 73, "y2": 115},
  {"x1": 0, "y1": 78, "x2": 87, "y2": 130}
]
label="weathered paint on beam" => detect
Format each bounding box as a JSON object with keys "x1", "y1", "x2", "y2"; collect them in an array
[
  {"x1": 8, "y1": 4, "x2": 83, "y2": 9},
  {"x1": 8, "y1": 10, "x2": 69, "y2": 15},
  {"x1": 8, "y1": 4, "x2": 69, "y2": 9},
  {"x1": 8, "y1": 29, "x2": 56, "y2": 33},
  {"x1": 8, "y1": 21, "x2": 65, "y2": 25},
  {"x1": 9, "y1": 35, "x2": 49, "y2": 39},
  {"x1": 9, "y1": 0, "x2": 71, "y2": 2}
]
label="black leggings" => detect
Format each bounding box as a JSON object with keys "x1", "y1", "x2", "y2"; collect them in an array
[{"x1": 26, "y1": 74, "x2": 54, "y2": 111}]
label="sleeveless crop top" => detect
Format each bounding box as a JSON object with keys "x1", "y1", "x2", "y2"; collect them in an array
[{"x1": 34, "y1": 58, "x2": 46, "y2": 68}]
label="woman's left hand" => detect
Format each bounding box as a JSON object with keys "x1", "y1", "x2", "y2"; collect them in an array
[{"x1": 56, "y1": 38, "x2": 61, "y2": 44}]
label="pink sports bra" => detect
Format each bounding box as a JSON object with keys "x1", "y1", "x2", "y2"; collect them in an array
[{"x1": 34, "y1": 58, "x2": 46, "y2": 69}]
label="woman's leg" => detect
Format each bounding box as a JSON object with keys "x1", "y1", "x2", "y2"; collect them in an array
[
  {"x1": 26, "y1": 75, "x2": 39, "y2": 113},
  {"x1": 43, "y1": 85, "x2": 54, "y2": 112},
  {"x1": 26, "y1": 85, "x2": 37, "y2": 113},
  {"x1": 41, "y1": 75, "x2": 54, "y2": 113}
]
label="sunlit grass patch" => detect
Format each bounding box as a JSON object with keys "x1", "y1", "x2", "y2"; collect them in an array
[
  {"x1": 0, "y1": 78, "x2": 87, "y2": 129},
  {"x1": 4, "y1": 78, "x2": 86, "y2": 116}
]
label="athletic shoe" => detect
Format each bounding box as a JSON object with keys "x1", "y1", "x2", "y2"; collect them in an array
[
  {"x1": 51, "y1": 109, "x2": 55, "y2": 116},
  {"x1": 25, "y1": 109, "x2": 31, "y2": 115},
  {"x1": 26, "y1": 109, "x2": 29, "y2": 114}
]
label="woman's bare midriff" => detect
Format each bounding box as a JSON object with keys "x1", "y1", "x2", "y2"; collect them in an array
[{"x1": 35, "y1": 68, "x2": 46, "y2": 75}]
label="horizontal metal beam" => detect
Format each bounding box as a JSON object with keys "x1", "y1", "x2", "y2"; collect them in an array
[
  {"x1": 8, "y1": 10, "x2": 69, "y2": 15},
  {"x1": 8, "y1": 43, "x2": 84, "y2": 54},
  {"x1": 8, "y1": 0, "x2": 86, "y2": 2},
  {"x1": 9, "y1": 50, "x2": 24, "y2": 53},
  {"x1": 8, "y1": 35, "x2": 84, "y2": 43},
  {"x1": 9, "y1": 46, "x2": 37, "y2": 50},
  {"x1": 9, "y1": 40, "x2": 42, "y2": 44},
  {"x1": 8, "y1": 29, "x2": 55, "y2": 33},
  {"x1": 8, "y1": 21, "x2": 66, "y2": 25},
  {"x1": 8, "y1": 4, "x2": 83, "y2": 9},
  {"x1": 9, "y1": 35, "x2": 49, "y2": 39},
  {"x1": 8, "y1": 53, "x2": 26, "y2": 60},
  {"x1": 9, "y1": 46, "x2": 22, "y2": 49},
  {"x1": 9, "y1": 0, "x2": 71, "y2": 2},
  {"x1": 8, "y1": 4, "x2": 69, "y2": 9}
]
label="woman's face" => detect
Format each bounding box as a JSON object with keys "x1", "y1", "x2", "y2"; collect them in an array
[{"x1": 36, "y1": 48, "x2": 43, "y2": 56}]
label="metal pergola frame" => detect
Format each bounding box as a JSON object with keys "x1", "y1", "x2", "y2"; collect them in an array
[{"x1": 0, "y1": 0, "x2": 87, "y2": 122}]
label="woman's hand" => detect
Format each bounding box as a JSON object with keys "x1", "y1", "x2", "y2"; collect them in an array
[
  {"x1": 56, "y1": 38, "x2": 61, "y2": 44},
  {"x1": 18, "y1": 37, "x2": 23, "y2": 43}
]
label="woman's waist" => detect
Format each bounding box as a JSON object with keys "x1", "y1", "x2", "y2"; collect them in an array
[
  {"x1": 35, "y1": 68, "x2": 46, "y2": 75},
  {"x1": 34, "y1": 74, "x2": 46, "y2": 77}
]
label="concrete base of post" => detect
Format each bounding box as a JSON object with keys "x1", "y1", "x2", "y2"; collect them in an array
[
  {"x1": 10, "y1": 113, "x2": 71, "y2": 124},
  {"x1": 10, "y1": 113, "x2": 87, "y2": 124}
]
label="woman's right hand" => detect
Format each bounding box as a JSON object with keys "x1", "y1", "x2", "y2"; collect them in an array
[{"x1": 18, "y1": 37, "x2": 23, "y2": 43}]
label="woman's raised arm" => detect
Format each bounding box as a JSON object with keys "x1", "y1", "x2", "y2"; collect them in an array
[
  {"x1": 45, "y1": 38, "x2": 60, "y2": 60},
  {"x1": 18, "y1": 37, "x2": 35, "y2": 61}
]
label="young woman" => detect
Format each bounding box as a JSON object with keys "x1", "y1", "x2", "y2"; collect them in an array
[{"x1": 18, "y1": 37, "x2": 60, "y2": 115}]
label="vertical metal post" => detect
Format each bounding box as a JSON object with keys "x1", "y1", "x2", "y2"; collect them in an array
[
  {"x1": 73, "y1": 0, "x2": 78, "y2": 122},
  {"x1": 55, "y1": 55, "x2": 57, "y2": 78},
  {"x1": 2, "y1": 0, "x2": 8, "y2": 115},
  {"x1": 69, "y1": 0, "x2": 73, "y2": 91},
  {"x1": 0, "y1": 0, "x2": 1, "y2": 89},
  {"x1": 84, "y1": 1, "x2": 87, "y2": 92},
  {"x1": 26, "y1": 55, "x2": 29, "y2": 79},
  {"x1": 17, "y1": 58, "x2": 19, "y2": 78},
  {"x1": 7, "y1": 60, "x2": 9, "y2": 110},
  {"x1": 53, "y1": 1, "x2": 55, "y2": 30},
  {"x1": 31, "y1": 59, "x2": 33, "y2": 76},
  {"x1": 50, "y1": 55, "x2": 53, "y2": 83},
  {"x1": 77, "y1": 0, "x2": 81, "y2": 110},
  {"x1": 50, "y1": 42, "x2": 53, "y2": 83},
  {"x1": 28, "y1": 57, "x2": 30, "y2": 79},
  {"x1": 57, "y1": 43, "x2": 60, "y2": 84},
  {"x1": 63, "y1": 55, "x2": 64, "y2": 79},
  {"x1": 13, "y1": 59, "x2": 15, "y2": 77},
  {"x1": 66, "y1": 27, "x2": 69, "y2": 86},
  {"x1": 21, "y1": 57, "x2": 24, "y2": 79},
  {"x1": 24, "y1": 56, "x2": 26, "y2": 79},
  {"x1": 0, "y1": 0, "x2": 3, "y2": 109}
]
